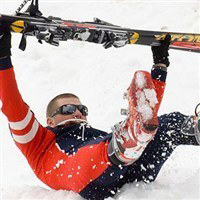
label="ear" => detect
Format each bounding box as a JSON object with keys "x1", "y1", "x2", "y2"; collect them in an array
[{"x1": 47, "y1": 117, "x2": 55, "y2": 127}]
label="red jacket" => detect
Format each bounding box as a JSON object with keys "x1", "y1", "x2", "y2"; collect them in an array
[{"x1": 0, "y1": 58, "x2": 166, "y2": 199}]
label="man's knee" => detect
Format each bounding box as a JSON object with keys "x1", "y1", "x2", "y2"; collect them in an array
[{"x1": 159, "y1": 111, "x2": 187, "y2": 131}]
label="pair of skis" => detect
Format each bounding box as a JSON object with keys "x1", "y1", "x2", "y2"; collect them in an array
[{"x1": 0, "y1": 0, "x2": 199, "y2": 53}]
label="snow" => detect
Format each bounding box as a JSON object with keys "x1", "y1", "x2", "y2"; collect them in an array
[
  {"x1": 136, "y1": 89, "x2": 156, "y2": 122},
  {"x1": 136, "y1": 71, "x2": 146, "y2": 89},
  {"x1": 135, "y1": 71, "x2": 159, "y2": 122},
  {"x1": 1, "y1": 0, "x2": 200, "y2": 200},
  {"x1": 143, "y1": 89, "x2": 158, "y2": 108}
]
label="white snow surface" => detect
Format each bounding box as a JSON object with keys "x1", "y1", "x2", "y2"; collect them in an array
[{"x1": 1, "y1": 0, "x2": 200, "y2": 200}]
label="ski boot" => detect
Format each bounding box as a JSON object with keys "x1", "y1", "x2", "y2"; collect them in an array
[
  {"x1": 181, "y1": 103, "x2": 200, "y2": 145},
  {"x1": 108, "y1": 70, "x2": 159, "y2": 166}
]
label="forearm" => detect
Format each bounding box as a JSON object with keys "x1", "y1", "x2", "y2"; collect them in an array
[
  {"x1": 150, "y1": 33, "x2": 171, "y2": 107},
  {"x1": 0, "y1": 57, "x2": 56, "y2": 171},
  {"x1": 0, "y1": 56, "x2": 29, "y2": 122},
  {"x1": 151, "y1": 65, "x2": 167, "y2": 113}
]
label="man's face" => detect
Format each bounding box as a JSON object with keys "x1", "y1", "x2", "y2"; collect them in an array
[{"x1": 47, "y1": 97, "x2": 87, "y2": 128}]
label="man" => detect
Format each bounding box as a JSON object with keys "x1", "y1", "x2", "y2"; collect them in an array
[{"x1": 0, "y1": 23, "x2": 199, "y2": 200}]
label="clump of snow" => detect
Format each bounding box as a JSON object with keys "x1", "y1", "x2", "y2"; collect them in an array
[
  {"x1": 144, "y1": 88, "x2": 158, "y2": 108},
  {"x1": 135, "y1": 71, "x2": 146, "y2": 89},
  {"x1": 136, "y1": 90, "x2": 153, "y2": 122},
  {"x1": 135, "y1": 70, "x2": 158, "y2": 123},
  {"x1": 136, "y1": 88, "x2": 158, "y2": 122},
  {"x1": 55, "y1": 159, "x2": 64, "y2": 169}
]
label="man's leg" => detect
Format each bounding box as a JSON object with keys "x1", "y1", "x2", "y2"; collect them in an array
[
  {"x1": 108, "y1": 35, "x2": 171, "y2": 167},
  {"x1": 108, "y1": 70, "x2": 160, "y2": 166},
  {"x1": 79, "y1": 110, "x2": 199, "y2": 199},
  {"x1": 123, "y1": 111, "x2": 199, "y2": 184}
]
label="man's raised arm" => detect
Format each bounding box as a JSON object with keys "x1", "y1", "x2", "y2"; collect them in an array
[{"x1": 0, "y1": 23, "x2": 55, "y2": 174}]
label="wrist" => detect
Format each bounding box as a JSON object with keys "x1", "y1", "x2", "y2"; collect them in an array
[
  {"x1": 151, "y1": 65, "x2": 167, "y2": 82},
  {"x1": 0, "y1": 56, "x2": 12, "y2": 70},
  {"x1": 0, "y1": 48, "x2": 11, "y2": 59},
  {"x1": 153, "y1": 64, "x2": 168, "y2": 71}
]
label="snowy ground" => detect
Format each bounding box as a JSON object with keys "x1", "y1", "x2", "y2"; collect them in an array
[{"x1": 1, "y1": 0, "x2": 200, "y2": 199}]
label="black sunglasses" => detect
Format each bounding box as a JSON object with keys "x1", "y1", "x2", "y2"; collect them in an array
[{"x1": 51, "y1": 104, "x2": 88, "y2": 117}]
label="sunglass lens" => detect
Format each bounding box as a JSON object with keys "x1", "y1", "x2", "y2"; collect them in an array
[
  {"x1": 62, "y1": 105, "x2": 76, "y2": 115},
  {"x1": 78, "y1": 105, "x2": 88, "y2": 116}
]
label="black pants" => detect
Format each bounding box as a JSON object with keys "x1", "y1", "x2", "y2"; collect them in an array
[
  {"x1": 80, "y1": 112, "x2": 198, "y2": 199},
  {"x1": 124, "y1": 112, "x2": 198, "y2": 183}
]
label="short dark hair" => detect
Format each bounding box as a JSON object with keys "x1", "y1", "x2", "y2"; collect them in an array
[{"x1": 46, "y1": 93, "x2": 79, "y2": 118}]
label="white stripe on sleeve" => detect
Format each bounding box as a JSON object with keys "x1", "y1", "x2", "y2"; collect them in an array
[
  {"x1": 12, "y1": 120, "x2": 39, "y2": 144},
  {"x1": 9, "y1": 109, "x2": 33, "y2": 130},
  {"x1": 0, "y1": 99, "x2": 2, "y2": 110}
]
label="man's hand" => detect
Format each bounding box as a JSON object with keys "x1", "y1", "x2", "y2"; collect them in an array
[
  {"x1": 0, "y1": 22, "x2": 11, "y2": 59},
  {"x1": 151, "y1": 34, "x2": 171, "y2": 67}
]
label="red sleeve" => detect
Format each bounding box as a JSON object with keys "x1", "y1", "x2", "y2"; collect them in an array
[
  {"x1": 0, "y1": 65, "x2": 55, "y2": 172},
  {"x1": 152, "y1": 79, "x2": 165, "y2": 113}
]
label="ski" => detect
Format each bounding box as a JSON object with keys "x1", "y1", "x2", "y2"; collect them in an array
[{"x1": 0, "y1": 0, "x2": 199, "y2": 52}]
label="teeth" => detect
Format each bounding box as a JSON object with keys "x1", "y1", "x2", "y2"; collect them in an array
[{"x1": 121, "y1": 108, "x2": 129, "y2": 116}]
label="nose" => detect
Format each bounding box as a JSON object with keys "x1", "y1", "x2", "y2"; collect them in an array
[{"x1": 73, "y1": 109, "x2": 83, "y2": 119}]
